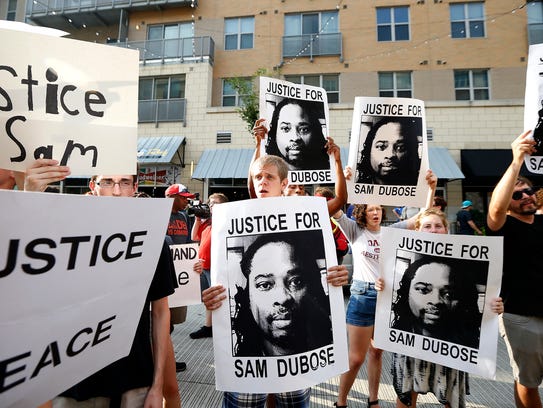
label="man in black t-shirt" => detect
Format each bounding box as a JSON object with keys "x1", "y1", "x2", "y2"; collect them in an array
[{"x1": 487, "y1": 131, "x2": 543, "y2": 408}]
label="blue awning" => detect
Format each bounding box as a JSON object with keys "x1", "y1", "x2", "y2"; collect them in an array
[
  {"x1": 137, "y1": 136, "x2": 186, "y2": 164},
  {"x1": 193, "y1": 146, "x2": 463, "y2": 180},
  {"x1": 192, "y1": 148, "x2": 255, "y2": 179}
]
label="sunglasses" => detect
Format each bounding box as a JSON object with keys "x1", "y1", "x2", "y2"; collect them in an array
[{"x1": 512, "y1": 187, "x2": 536, "y2": 200}]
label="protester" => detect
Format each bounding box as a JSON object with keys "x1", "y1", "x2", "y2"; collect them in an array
[
  {"x1": 284, "y1": 183, "x2": 306, "y2": 196},
  {"x1": 333, "y1": 167, "x2": 436, "y2": 408},
  {"x1": 455, "y1": 200, "x2": 482, "y2": 235},
  {"x1": 190, "y1": 193, "x2": 228, "y2": 339},
  {"x1": 487, "y1": 130, "x2": 543, "y2": 408},
  {"x1": 52, "y1": 173, "x2": 176, "y2": 407},
  {"x1": 356, "y1": 117, "x2": 421, "y2": 186},
  {"x1": 202, "y1": 118, "x2": 348, "y2": 407},
  {"x1": 377, "y1": 208, "x2": 503, "y2": 408},
  {"x1": 433, "y1": 196, "x2": 448, "y2": 213},
  {"x1": 265, "y1": 98, "x2": 329, "y2": 171}
]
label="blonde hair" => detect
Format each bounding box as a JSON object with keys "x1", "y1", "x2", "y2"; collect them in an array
[
  {"x1": 250, "y1": 155, "x2": 289, "y2": 181},
  {"x1": 414, "y1": 208, "x2": 448, "y2": 231}
]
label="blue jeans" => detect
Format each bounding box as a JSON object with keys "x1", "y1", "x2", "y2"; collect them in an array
[{"x1": 346, "y1": 280, "x2": 377, "y2": 327}]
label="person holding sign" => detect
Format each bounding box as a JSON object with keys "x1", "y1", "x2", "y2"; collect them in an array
[
  {"x1": 203, "y1": 120, "x2": 348, "y2": 408},
  {"x1": 333, "y1": 168, "x2": 436, "y2": 408},
  {"x1": 487, "y1": 130, "x2": 543, "y2": 408},
  {"x1": 265, "y1": 98, "x2": 329, "y2": 171},
  {"x1": 190, "y1": 193, "x2": 229, "y2": 339},
  {"x1": 376, "y1": 209, "x2": 503, "y2": 408},
  {"x1": 356, "y1": 117, "x2": 421, "y2": 186}
]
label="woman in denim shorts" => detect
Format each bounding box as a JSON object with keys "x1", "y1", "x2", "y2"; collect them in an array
[{"x1": 333, "y1": 204, "x2": 386, "y2": 408}]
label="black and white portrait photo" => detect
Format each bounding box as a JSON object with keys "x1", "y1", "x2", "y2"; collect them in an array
[
  {"x1": 390, "y1": 253, "x2": 488, "y2": 349},
  {"x1": 356, "y1": 116, "x2": 422, "y2": 186},
  {"x1": 524, "y1": 44, "x2": 543, "y2": 173},
  {"x1": 227, "y1": 229, "x2": 332, "y2": 357}
]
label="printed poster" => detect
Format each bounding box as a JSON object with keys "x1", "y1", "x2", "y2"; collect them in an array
[
  {"x1": 374, "y1": 227, "x2": 503, "y2": 378},
  {"x1": 259, "y1": 77, "x2": 334, "y2": 185},
  {"x1": 524, "y1": 43, "x2": 543, "y2": 173},
  {"x1": 346, "y1": 97, "x2": 429, "y2": 207},
  {"x1": 169, "y1": 243, "x2": 202, "y2": 307},
  {"x1": 0, "y1": 190, "x2": 172, "y2": 407},
  {"x1": 0, "y1": 28, "x2": 139, "y2": 176},
  {"x1": 211, "y1": 196, "x2": 348, "y2": 393}
]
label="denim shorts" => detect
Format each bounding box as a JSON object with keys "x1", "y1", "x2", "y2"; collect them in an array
[{"x1": 346, "y1": 280, "x2": 377, "y2": 327}]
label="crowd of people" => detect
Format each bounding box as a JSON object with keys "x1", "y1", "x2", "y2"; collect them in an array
[{"x1": 2, "y1": 115, "x2": 542, "y2": 408}]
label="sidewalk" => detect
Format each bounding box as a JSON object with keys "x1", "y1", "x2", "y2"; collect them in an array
[{"x1": 172, "y1": 303, "x2": 542, "y2": 407}]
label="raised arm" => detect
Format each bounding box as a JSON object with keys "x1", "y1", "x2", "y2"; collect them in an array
[
  {"x1": 248, "y1": 118, "x2": 267, "y2": 199},
  {"x1": 487, "y1": 131, "x2": 535, "y2": 231},
  {"x1": 24, "y1": 159, "x2": 71, "y2": 192},
  {"x1": 326, "y1": 137, "x2": 347, "y2": 216},
  {"x1": 404, "y1": 169, "x2": 437, "y2": 230}
]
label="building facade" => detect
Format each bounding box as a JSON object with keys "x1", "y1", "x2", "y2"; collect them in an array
[{"x1": 6, "y1": 0, "x2": 542, "y2": 220}]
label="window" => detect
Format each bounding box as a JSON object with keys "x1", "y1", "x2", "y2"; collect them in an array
[
  {"x1": 222, "y1": 78, "x2": 251, "y2": 107},
  {"x1": 139, "y1": 76, "x2": 186, "y2": 100},
  {"x1": 6, "y1": 0, "x2": 17, "y2": 21},
  {"x1": 454, "y1": 69, "x2": 489, "y2": 100},
  {"x1": 450, "y1": 2, "x2": 485, "y2": 38},
  {"x1": 225, "y1": 17, "x2": 254, "y2": 50},
  {"x1": 378, "y1": 72, "x2": 412, "y2": 98},
  {"x1": 376, "y1": 6, "x2": 409, "y2": 41},
  {"x1": 147, "y1": 23, "x2": 193, "y2": 58},
  {"x1": 147, "y1": 23, "x2": 193, "y2": 40},
  {"x1": 284, "y1": 11, "x2": 338, "y2": 36},
  {"x1": 527, "y1": 1, "x2": 543, "y2": 45},
  {"x1": 284, "y1": 74, "x2": 339, "y2": 103}
]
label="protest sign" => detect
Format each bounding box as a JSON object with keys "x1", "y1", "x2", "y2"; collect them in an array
[
  {"x1": 524, "y1": 43, "x2": 543, "y2": 173},
  {"x1": 374, "y1": 227, "x2": 502, "y2": 378},
  {"x1": 0, "y1": 190, "x2": 171, "y2": 407},
  {"x1": 346, "y1": 97, "x2": 429, "y2": 206},
  {"x1": 169, "y1": 243, "x2": 202, "y2": 307},
  {"x1": 259, "y1": 77, "x2": 334, "y2": 185},
  {"x1": 210, "y1": 196, "x2": 348, "y2": 393},
  {"x1": 0, "y1": 28, "x2": 138, "y2": 176}
]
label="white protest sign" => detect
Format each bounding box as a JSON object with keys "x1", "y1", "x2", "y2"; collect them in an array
[
  {"x1": 346, "y1": 97, "x2": 429, "y2": 206},
  {"x1": 169, "y1": 243, "x2": 202, "y2": 307},
  {"x1": 211, "y1": 196, "x2": 348, "y2": 393},
  {"x1": 0, "y1": 28, "x2": 139, "y2": 176},
  {"x1": 0, "y1": 190, "x2": 172, "y2": 407},
  {"x1": 374, "y1": 228, "x2": 502, "y2": 378},
  {"x1": 259, "y1": 77, "x2": 334, "y2": 185},
  {"x1": 524, "y1": 43, "x2": 543, "y2": 173}
]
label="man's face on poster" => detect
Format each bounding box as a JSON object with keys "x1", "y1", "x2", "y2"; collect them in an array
[
  {"x1": 247, "y1": 241, "x2": 308, "y2": 347},
  {"x1": 408, "y1": 262, "x2": 459, "y2": 331},
  {"x1": 370, "y1": 122, "x2": 409, "y2": 182},
  {"x1": 276, "y1": 103, "x2": 314, "y2": 168}
]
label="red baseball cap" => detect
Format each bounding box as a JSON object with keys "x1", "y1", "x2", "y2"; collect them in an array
[{"x1": 165, "y1": 184, "x2": 196, "y2": 198}]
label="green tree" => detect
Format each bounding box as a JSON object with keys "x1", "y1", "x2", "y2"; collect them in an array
[{"x1": 226, "y1": 68, "x2": 280, "y2": 132}]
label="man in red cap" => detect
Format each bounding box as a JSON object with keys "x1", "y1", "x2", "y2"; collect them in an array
[{"x1": 165, "y1": 183, "x2": 196, "y2": 245}]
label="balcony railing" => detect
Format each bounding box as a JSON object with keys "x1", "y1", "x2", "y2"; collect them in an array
[
  {"x1": 139, "y1": 99, "x2": 186, "y2": 124},
  {"x1": 282, "y1": 32, "x2": 343, "y2": 62},
  {"x1": 27, "y1": 0, "x2": 195, "y2": 16},
  {"x1": 114, "y1": 36, "x2": 214, "y2": 64}
]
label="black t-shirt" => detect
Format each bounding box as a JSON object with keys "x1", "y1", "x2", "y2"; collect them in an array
[
  {"x1": 62, "y1": 239, "x2": 176, "y2": 400},
  {"x1": 489, "y1": 214, "x2": 543, "y2": 316}
]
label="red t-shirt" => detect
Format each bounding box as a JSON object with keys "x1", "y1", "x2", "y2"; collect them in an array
[{"x1": 197, "y1": 220, "x2": 212, "y2": 270}]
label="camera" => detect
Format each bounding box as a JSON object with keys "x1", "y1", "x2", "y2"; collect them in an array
[{"x1": 187, "y1": 194, "x2": 211, "y2": 218}]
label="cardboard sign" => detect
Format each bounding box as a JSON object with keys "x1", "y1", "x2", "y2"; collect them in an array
[
  {"x1": 346, "y1": 97, "x2": 429, "y2": 206},
  {"x1": 259, "y1": 77, "x2": 334, "y2": 185},
  {"x1": 0, "y1": 28, "x2": 139, "y2": 176},
  {"x1": 374, "y1": 227, "x2": 503, "y2": 378},
  {"x1": 0, "y1": 190, "x2": 171, "y2": 407},
  {"x1": 211, "y1": 196, "x2": 348, "y2": 393},
  {"x1": 524, "y1": 43, "x2": 543, "y2": 173},
  {"x1": 169, "y1": 243, "x2": 202, "y2": 307}
]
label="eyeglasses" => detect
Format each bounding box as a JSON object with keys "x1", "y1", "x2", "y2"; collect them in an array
[
  {"x1": 512, "y1": 187, "x2": 536, "y2": 200},
  {"x1": 95, "y1": 179, "x2": 134, "y2": 189}
]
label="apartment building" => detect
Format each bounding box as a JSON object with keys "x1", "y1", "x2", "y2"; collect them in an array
[{"x1": 6, "y1": 0, "x2": 543, "y2": 218}]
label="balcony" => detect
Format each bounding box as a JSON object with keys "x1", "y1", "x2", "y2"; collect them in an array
[
  {"x1": 26, "y1": 0, "x2": 196, "y2": 31},
  {"x1": 282, "y1": 32, "x2": 343, "y2": 62},
  {"x1": 114, "y1": 36, "x2": 214, "y2": 64},
  {"x1": 139, "y1": 98, "x2": 186, "y2": 124}
]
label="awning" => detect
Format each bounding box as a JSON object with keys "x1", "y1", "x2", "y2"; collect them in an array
[
  {"x1": 340, "y1": 146, "x2": 464, "y2": 180},
  {"x1": 429, "y1": 147, "x2": 464, "y2": 180},
  {"x1": 137, "y1": 136, "x2": 186, "y2": 164},
  {"x1": 192, "y1": 149, "x2": 255, "y2": 179},
  {"x1": 461, "y1": 149, "x2": 512, "y2": 179}
]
